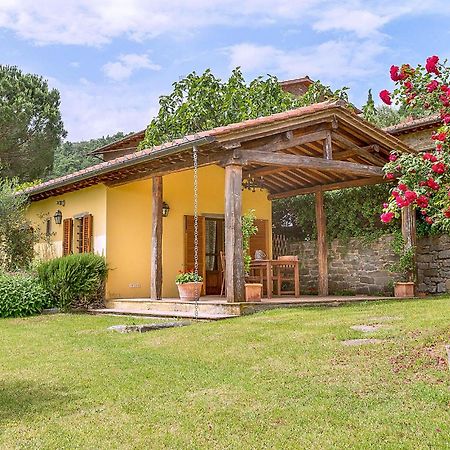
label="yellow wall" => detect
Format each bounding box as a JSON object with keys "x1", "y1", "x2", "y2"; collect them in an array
[
  {"x1": 27, "y1": 164, "x2": 272, "y2": 299},
  {"x1": 27, "y1": 185, "x2": 107, "y2": 260}
]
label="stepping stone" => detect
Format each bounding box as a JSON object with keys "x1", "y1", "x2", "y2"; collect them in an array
[
  {"x1": 350, "y1": 324, "x2": 383, "y2": 333},
  {"x1": 342, "y1": 338, "x2": 384, "y2": 346},
  {"x1": 108, "y1": 321, "x2": 191, "y2": 333}
]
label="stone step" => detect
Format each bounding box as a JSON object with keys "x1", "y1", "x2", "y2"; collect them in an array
[
  {"x1": 104, "y1": 298, "x2": 242, "y2": 316},
  {"x1": 91, "y1": 308, "x2": 238, "y2": 321}
]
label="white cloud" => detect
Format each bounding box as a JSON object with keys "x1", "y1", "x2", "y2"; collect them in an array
[
  {"x1": 102, "y1": 53, "x2": 161, "y2": 81},
  {"x1": 1, "y1": 0, "x2": 447, "y2": 46},
  {"x1": 227, "y1": 39, "x2": 386, "y2": 82},
  {"x1": 47, "y1": 77, "x2": 159, "y2": 141}
]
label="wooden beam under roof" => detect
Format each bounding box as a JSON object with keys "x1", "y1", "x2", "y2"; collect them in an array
[
  {"x1": 268, "y1": 176, "x2": 388, "y2": 199},
  {"x1": 241, "y1": 149, "x2": 384, "y2": 177}
]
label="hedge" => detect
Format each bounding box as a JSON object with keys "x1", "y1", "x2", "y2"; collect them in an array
[
  {"x1": 37, "y1": 253, "x2": 108, "y2": 310},
  {"x1": 0, "y1": 273, "x2": 51, "y2": 318}
]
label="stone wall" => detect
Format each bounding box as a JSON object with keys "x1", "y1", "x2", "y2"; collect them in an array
[
  {"x1": 417, "y1": 234, "x2": 450, "y2": 293},
  {"x1": 286, "y1": 234, "x2": 450, "y2": 295}
]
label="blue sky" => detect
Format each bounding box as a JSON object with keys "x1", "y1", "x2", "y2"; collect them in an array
[{"x1": 1, "y1": 0, "x2": 449, "y2": 141}]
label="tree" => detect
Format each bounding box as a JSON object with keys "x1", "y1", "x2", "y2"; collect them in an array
[
  {"x1": 362, "y1": 89, "x2": 407, "y2": 128},
  {"x1": 139, "y1": 67, "x2": 349, "y2": 148},
  {"x1": 50, "y1": 132, "x2": 129, "y2": 179},
  {"x1": 0, "y1": 65, "x2": 66, "y2": 181},
  {"x1": 0, "y1": 180, "x2": 36, "y2": 271},
  {"x1": 380, "y1": 56, "x2": 450, "y2": 231}
]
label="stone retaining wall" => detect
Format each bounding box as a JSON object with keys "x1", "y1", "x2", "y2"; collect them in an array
[{"x1": 286, "y1": 234, "x2": 450, "y2": 295}]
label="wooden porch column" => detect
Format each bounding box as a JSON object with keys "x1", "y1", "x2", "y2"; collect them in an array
[
  {"x1": 315, "y1": 190, "x2": 329, "y2": 296},
  {"x1": 224, "y1": 164, "x2": 245, "y2": 302},
  {"x1": 151, "y1": 176, "x2": 163, "y2": 300},
  {"x1": 401, "y1": 204, "x2": 417, "y2": 281}
]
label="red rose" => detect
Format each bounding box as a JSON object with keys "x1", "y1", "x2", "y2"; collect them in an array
[
  {"x1": 392, "y1": 190, "x2": 400, "y2": 198},
  {"x1": 425, "y1": 55, "x2": 439, "y2": 75},
  {"x1": 427, "y1": 178, "x2": 440, "y2": 190},
  {"x1": 439, "y1": 95, "x2": 449, "y2": 107},
  {"x1": 389, "y1": 153, "x2": 398, "y2": 162},
  {"x1": 398, "y1": 183, "x2": 407, "y2": 191},
  {"x1": 441, "y1": 114, "x2": 450, "y2": 124},
  {"x1": 425, "y1": 216, "x2": 434, "y2": 224},
  {"x1": 395, "y1": 196, "x2": 408, "y2": 207},
  {"x1": 427, "y1": 80, "x2": 439, "y2": 92},
  {"x1": 390, "y1": 65, "x2": 402, "y2": 81},
  {"x1": 417, "y1": 195, "x2": 429, "y2": 208},
  {"x1": 383, "y1": 203, "x2": 388, "y2": 208},
  {"x1": 379, "y1": 90, "x2": 392, "y2": 105},
  {"x1": 444, "y1": 209, "x2": 450, "y2": 219},
  {"x1": 436, "y1": 144, "x2": 443, "y2": 152},
  {"x1": 380, "y1": 212, "x2": 394, "y2": 223},
  {"x1": 432, "y1": 162, "x2": 446, "y2": 174},
  {"x1": 385, "y1": 172, "x2": 395, "y2": 180},
  {"x1": 404, "y1": 190, "x2": 417, "y2": 202},
  {"x1": 404, "y1": 81, "x2": 413, "y2": 91},
  {"x1": 432, "y1": 132, "x2": 447, "y2": 142}
]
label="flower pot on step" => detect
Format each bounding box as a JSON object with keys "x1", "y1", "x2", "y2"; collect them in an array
[
  {"x1": 177, "y1": 282, "x2": 203, "y2": 301},
  {"x1": 394, "y1": 281, "x2": 415, "y2": 298},
  {"x1": 245, "y1": 283, "x2": 263, "y2": 302}
]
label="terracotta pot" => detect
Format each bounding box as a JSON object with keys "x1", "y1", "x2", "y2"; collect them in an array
[
  {"x1": 245, "y1": 283, "x2": 263, "y2": 302},
  {"x1": 177, "y1": 282, "x2": 203, "y2": 301},
  {"x1": 394, "y1": 282, "x2": 415, "y2": 298}
]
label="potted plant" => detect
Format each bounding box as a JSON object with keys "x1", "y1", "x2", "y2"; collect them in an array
[
  {"x1": 390, "y1": 234, "x2": 416, "y2": 298},
  {"x1": 242, "y1": 210, "x2": 263, "y2": 302},
  {"x1": 175, "y1": 270, "x2": 203, "y2": 301}
]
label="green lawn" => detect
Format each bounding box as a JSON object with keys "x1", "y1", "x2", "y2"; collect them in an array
[{"x1": 1, "y1": 298, "x2": 449, "y2": 450}]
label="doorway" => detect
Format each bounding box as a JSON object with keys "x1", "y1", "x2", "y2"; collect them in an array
[{"x1": 204, "y1": 217, "x2": 225, "y2": 295}]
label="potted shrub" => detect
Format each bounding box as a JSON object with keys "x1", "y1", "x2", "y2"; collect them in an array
[
  {"x1": 175, "y1": 270, "x2": 203, "y2": 301},
  {"x1": 390, "y1": 234, "x2": 416, "y2": 298},
  {"x1": 242, "y1": 210, "x2": 263, "y2": 302}
]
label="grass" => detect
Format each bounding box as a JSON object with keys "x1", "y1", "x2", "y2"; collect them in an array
[{"x1": 0, "y1": 298, "x2": 449, "y2": 450}]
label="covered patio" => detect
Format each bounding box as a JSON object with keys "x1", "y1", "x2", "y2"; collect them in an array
[{"x1": 144, "y1": 100, "x2": 416, "y2": 303}]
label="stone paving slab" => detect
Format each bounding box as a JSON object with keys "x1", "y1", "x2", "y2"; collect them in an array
[{"x1": 108, "y1": 321, "x2": 192, "y2": 333}]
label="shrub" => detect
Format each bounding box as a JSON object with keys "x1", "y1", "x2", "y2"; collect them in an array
[
  {"x1": 0, "y1": 273, "x2": 51, "y2": 318},
  {"x1": 37, "y1": 253, "x2": 108, "y2": 310}
]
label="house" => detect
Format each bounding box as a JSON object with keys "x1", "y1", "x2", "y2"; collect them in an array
[{"x1": 25, "y1": 96, "x2": 415, "y2": 307}]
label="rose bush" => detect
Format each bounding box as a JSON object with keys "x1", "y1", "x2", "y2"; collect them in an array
[{"x1": 380, "y1": 56, "x2": 450, "y2": 231}]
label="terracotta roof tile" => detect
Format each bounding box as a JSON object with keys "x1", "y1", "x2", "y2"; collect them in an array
[{"x1": 384, "y1": 114, "x2": 440, "y2": 134}]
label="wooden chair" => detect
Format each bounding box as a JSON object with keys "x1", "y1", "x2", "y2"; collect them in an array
[
  {"x1": 275, "y1": 255, "x2": 300, "y2": 297},
  {"x1": 219, "y1": 251, "x2": 226, "y2": 296}
]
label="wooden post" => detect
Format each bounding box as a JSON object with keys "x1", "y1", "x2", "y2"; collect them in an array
[
  {"x1": 224, "y1": 164, "x2": 245, "y2": 302},
  {"x1": 401, "y1": 205, "x2": 417, "y2": 282},
  {"x1": 323, "y1": 131, "x2": 332, "y2": 160},
  {"x1": 315, "y1": 190, "x2": 329, "y2": 296},
  {"x1": 151, "y1": 176, "x2": 163, "y2": 300}
]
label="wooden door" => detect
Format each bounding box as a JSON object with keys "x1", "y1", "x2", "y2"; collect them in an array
[
  {"x1": 204, "y1": 218, "x2": 225, "y2": 295},
  {"x1": 184, "y1": 215, "x2": 206, "y2": 294}
]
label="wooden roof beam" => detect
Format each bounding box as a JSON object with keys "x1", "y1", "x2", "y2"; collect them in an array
[
  {"x1": 268, "y1": 176, "x2": 388, "y2": 199},
  {"x1": 242, "y1": 150, "x2": 384, "y2": 177}
]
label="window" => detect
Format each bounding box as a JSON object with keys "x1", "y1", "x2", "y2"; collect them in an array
[
  {"x1": 45, "y1": 218, "x2": 52, "y2": 237},
  {"x1": 62, "y1": 214, "x2": 93, "y2": 255}
]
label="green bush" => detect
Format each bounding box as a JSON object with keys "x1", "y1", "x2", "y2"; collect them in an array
[
  {"x1": 37, "y1": 253, "x2": 108, "y2": 310},
  {"x1": 0, "y1": 273, "x2": 51, "y2": 318}
]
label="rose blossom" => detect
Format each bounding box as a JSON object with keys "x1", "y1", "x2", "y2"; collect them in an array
[
  {"x1": 380, "y1": 212, "x2": 394, "y2": 223},
  {"x1": 417, "y1": 195, "x2": 429, "y2": 208},
  {"x1": 425, "y1": 216, "x2": 434, "y2": 224},
  {"x1": 389, "y1": 153, "x2": 398, "y2": 162},
  {"x1": 432, "y1": 132, "x2": 447, "y2": 142},
  {"x1": 427, "y1": 80, "x2": 439, "y2": 92},
  {"x1": 404, "y1": 190, "x2": 417, "y2": 202},
  {"x1": 432, "y1": 162, "x2": 446, "y2": 174},
  {"x1": 385, "y1": 172, "x2": 395, "y2": 180},
  {"x1": 425, "y1": 55, "x2": 439, "y2": 75},
  {"x1": 427, "y1": 178, "x2": 440, "y2": 190},
  {"x1": 379, "y1": 90, "x2": 392, "y2": 105}
]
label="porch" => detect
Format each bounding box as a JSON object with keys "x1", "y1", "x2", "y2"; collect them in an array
[{"x1": 97, "y1": 294, "x2": 396, "y2": 320}]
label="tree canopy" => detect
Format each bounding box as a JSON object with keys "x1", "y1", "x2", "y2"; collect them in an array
[
  {"x1": 49, "y1": 132, "x2": 129, "y2": 179},
  {"x1": 0, "y1": 65, "x2": 66, "y2": 181},
  {"x1": 139, "y1": 67, "x2": 349, "y2": 148}
]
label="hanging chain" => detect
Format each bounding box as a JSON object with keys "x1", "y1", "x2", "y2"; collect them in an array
[{"x1": 193, "y1": 145, "x2": 199, "y2": 321}]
